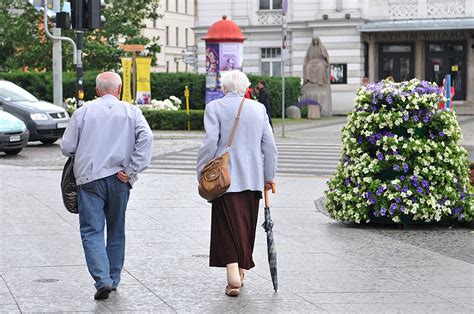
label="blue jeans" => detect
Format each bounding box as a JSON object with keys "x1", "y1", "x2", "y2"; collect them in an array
[{"x1": 78, "y1": 175, "x2": 131, "y2": 289}]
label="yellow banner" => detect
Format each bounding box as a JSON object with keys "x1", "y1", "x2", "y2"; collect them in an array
[
  {"x1": 121, "y1": 58, "x2": 133, "y2": 103},
  {"x1": 136, "y1": 57, "x2": 152, "y2": 105}
]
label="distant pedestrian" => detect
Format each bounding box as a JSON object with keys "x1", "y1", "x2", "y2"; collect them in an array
[
  {"x1": 61, "y1": 72, "x2": 153, "y2": 300},
  {"x1": 361, "y1": 77, "x2": 369, "y2": 87},
  {"x1": 196, "y1": 70, "x2": 277, "y2": 297},
  {"x1": 257, "y1": 80, "x2": 273, "y2": 129},
  {"x1": 439, "y1": 78, "x2": 455, "y2": 110}
]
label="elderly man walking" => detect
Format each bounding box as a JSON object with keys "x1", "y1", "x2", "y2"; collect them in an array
[{"x1": 61, "y1": 72, "x2": 153, "y2": 300}]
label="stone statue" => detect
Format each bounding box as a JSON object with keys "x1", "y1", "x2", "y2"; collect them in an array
[
  {"x1": 301, "y1": 36, "x2": 332, "y2": 116},
  {"x1": 303, "y1": 37, "x2": 330, "y2": 86}
]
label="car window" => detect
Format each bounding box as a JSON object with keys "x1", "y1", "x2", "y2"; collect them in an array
[{"x1": 0, "y1": 81, "x2": 39, "y2": 102}]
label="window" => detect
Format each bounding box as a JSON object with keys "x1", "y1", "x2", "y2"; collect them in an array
[
  {"x1": 259, "y1": 0, "x2": 282, "y2": 10},
  {"x1": 185, "y1": 28, "x2": 188, "y2": 46},
  {"x1": 176, "y1": 27, "x2": 179, "y2": 46},
  {"x1": 261, "y1": 48, "x2": 282, "y2": 76},
  {"x1": 166, "y1": 26, "x2": 169, "y2": 46},
  {"x1": 166, "y1": 61, "x2": 170, "y2": 72}
]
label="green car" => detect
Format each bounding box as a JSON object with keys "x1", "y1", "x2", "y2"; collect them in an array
[{"x1": 0, "y1": 108, "x2": 29, "y2": 155}]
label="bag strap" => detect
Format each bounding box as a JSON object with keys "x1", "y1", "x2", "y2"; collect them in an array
[{"x1": 227, "y1": 97, "x2": 246, "y2": 148}]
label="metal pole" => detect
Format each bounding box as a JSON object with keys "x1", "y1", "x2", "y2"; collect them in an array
[
  {"x1": 52, "y1": 0, "x2": 62, "y2": 107},
  {"x1": 75, "y1": 31, "x2": 84, "y2": 108},
  {"x1": 281, "y1": 59, "x2": 285, "y2": 138},
  {"x1": 132, "y1": 51, "x2": 137, "y2": 103},
  {"x1": 43, "y1": 3, "x2": 77, "y2": 64}
]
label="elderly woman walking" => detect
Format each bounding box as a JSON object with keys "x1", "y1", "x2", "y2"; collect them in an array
[{"x1": 197, "y1": 70, "x2": 277, "y2": 297}]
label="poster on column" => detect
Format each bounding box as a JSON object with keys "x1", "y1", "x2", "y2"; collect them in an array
[
  {"x1": 121, "y1": 58, "x2": 133, "y2": 103},
  {"x1": 206, "y1": 43, "x2": 223, "y2": 103},
  {"x1": 219, "y1": 43, "x2": 242, "y2": 72},
  {"x1": 136, "y1": 57, "x2": 152, "y2": 104}
]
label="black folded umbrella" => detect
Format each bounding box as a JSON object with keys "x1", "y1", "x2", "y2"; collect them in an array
[{"x1": 261, "y1": 185, "x2": 278, "y2": 292}]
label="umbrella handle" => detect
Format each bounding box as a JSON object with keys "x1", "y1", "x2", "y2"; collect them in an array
[{"x1": 264, "y1": 184, "x2": 276, "y2": 208}]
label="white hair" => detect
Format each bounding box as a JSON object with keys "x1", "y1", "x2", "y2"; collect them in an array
[
  {"x1": 96, "y1": 72, "x2": 122, "y2": 94},
  {"x1": 220, "y1": 70, "x2": 250, "y2": 96}
]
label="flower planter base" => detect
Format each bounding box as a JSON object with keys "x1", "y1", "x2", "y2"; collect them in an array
[{"x1": 307, "y1": 105, "x2": 321, "y2": 119}]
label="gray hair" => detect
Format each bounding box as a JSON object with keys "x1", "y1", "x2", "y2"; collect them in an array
[
  {"x1": 220, "y1": 70, "x2": 250, "y2": 96},
  {"x1": 96, "y1": 71, "x2": 122, "y2": 94}
]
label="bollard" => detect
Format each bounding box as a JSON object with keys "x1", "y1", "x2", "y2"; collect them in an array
[{"x1": 184, "y1": 86, "x2": 190, "y2": 131}]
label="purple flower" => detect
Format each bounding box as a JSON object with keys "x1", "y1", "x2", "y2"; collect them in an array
[
  {"x1": 375, "y1": 132, "x2": 383, "y2": 140},
  {"x1": 373, "y1": 211, "x2": 380, "y2": 217},
  {"x1": 414, "y1": 115, "x2": 419, "y2": 122},
  {"x1": 402, "y1": 186, "x2": 409, "y2": 193},
  {"x1": 439, "y1": 131, "x2": 445, "y2": 137},
  {"x1": 400, "y1": 206, "x2": 407, "y2": 213},
  {"x1": 345, "y1": 177, "x2": 351, "y2": 186},
  {"x1": 393, "y1": 164, "x2": 400, "y2": 171},
  {"x1": 440, "y1": 197, "x2": 446, "y2": 205},
  {"x1": 377, "y1": 153, "x2": 385, "y2": 161},
  {"x1": 357, "y1": 136, "x2": 363, "y2": 144},
  {"x1": 364, "y1": 192, "x2": 373, "y2": 199},
  {"x1": 403, "y1": 115, "x2": 409, "y2": 121},
  {"x1": 422, "y1": 180, "x2": 429, "y2": 189},
  {"x1": 386, "y1": 96, "x2": 393, "y2": 105},
  {"x1": 402, "y1": 163, "x2": 409, "y2": 173},
  {"x1": 394, "y1": 184, "x2": 400, "y2": 191},
  {"x1": 393, "y1": 149, "x2": 399, "y2": 155},
  {"x1": 395, "y1": 197, "x2": 401, "y2": 203},
  {"x1": 400, "y1": 176, "x2": 406, "y2": 181},
  {"x1": 380, "y1": 207, "x2": 387, "y2": 216},
  {"x1": 369, "y1": 136, "x2": 377, "y2": 144},
  {"x1": 458, "y1": 214, "x2": 463, "y2": 221},
  {"x1": 389, "y1": 203, "x2": 397, "y2": 215},
  {"x1": 376, "y1": 188, "x2": 384, "y2": 196},
  {"x1": 423, "y1": 116, "x2": 429, "y2": 123},
  {"x1": 429, "y1": 133, "x2": 435, "y2": 139},
  {"x1": 416, "y1": 187, "x2": 423, "y2": 194}
]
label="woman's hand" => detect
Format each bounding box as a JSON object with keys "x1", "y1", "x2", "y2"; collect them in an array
[{"x1": 264, "y1": 181, "x2": 275, "y2": 191}]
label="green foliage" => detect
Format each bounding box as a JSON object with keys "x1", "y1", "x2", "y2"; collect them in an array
[
  {"x1": 0, "y1": 0, "x2": 52, "y2": 71},
  {"x1": 0, "y1": 72, "x2": 302, "y2": 118},
  {"x1": 0, "y1": 0, "x2": 161, "y2": 71},
  {"x1": 141, "y1": 108, "x2": 204, "y2": 130}
]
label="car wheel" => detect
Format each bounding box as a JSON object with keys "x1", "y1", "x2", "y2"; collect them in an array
[
  {"x1": 41, "y1": 139, "x2": 58, "y2": 145},
  {"x1": 4, "y1": 149, "x2": 22, "y2": 155}
]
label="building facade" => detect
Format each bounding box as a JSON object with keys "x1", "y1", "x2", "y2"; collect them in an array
[
  {"x1": 194, "y1": 0, "x2": 474, "y2": 113},
  {"x1": 142, "y1": 0, "x2": 197, "y2": 73}
]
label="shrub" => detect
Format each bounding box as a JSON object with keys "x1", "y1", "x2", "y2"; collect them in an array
[
  {"x1": 325, "y1": 79, "x2": 473, "y2": 224},
  {"x1": 141, "y1": 108, "x2": 204, "y2": 130},
  {"x1": 0, "y1": 72, "x2": 302, "y2": 117}
]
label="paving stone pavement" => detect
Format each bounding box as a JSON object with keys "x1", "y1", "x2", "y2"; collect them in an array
[{"x1": 0, "y1": 116, "x2": 473, "y2": 313}]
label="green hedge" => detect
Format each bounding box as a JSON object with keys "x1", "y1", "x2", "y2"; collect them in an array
[
  {"x1": 141, "y1": 109, "x2": 204, "y2": 130},
  {"x1": 0, "y1": 71, "x2": 301, "y2": 117}
]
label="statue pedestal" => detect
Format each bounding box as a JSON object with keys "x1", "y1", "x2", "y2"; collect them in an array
[
  {"x1": 301, "y1": 83, "x2": 332, "y2": 116},
  {"x1": 307, "y1": 105, "x2": 320, "y2": 119}
]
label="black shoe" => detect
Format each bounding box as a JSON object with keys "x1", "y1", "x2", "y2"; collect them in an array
[
  {"x1": 112, "y1": 288, "x2": 117, "y2": 291},
  {"x1": 94, "y1": 286, "x2": 112, "y2": 300}
]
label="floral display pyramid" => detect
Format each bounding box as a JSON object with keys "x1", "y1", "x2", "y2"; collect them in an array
[{"x1": 325, "y1": 79, "x2": 473, "y2": 224}]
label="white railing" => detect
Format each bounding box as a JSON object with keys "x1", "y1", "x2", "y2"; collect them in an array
[
  {"x1": 364, "y1": 0, "x2": 469, "y2": 20},
  {"x1": 256, "y1": 10, "x2": 283, "y2": 25}
]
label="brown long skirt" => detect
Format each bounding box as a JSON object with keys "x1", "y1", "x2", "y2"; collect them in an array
[{"x1": 210, "y1": 190, "x2": 261, "y2": 270}]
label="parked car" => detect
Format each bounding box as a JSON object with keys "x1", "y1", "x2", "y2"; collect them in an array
[
  {"x1": 0, "y1": 106, "x2": 29, "y2": 155},
  {"x1": 0, "y1": 80, "x2": 69, "y2": 144}
]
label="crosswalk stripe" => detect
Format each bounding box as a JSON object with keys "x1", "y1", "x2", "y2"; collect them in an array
[{"x1": 148, "y1": 143, "x2": 342, "y2": 176}]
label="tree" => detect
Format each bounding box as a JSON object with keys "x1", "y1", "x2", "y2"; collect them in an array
[{"x1": 0, "y1": 0, "x2": 161, "y2": 72}]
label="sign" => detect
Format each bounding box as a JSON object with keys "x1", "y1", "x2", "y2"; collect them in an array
[
  {"x1": 183, "y1": 56, "x2": 198, "y2": 64},
  {"x1": 119, "y1": 44, "x2": 145, "y2": 52},
  {"x1": 121, "y1": 58, "x2": 133, "y2": 103},
  {"x1": 135, "y1": 57, "x2": 152, "y2": 104},
  {"x1": 219, "y1": 43, "x2": 242, "y2": 72},
  {"x1": 434, "y1": 64, "x2": 440, "y2": 72},
  {"x1": 186, "y1": 45, "x2": 198, "y2": 52},
  {"x1": 451, "y1": 65, "x2": 459, "y2": 72},
  {"x1": 330, "y1": 64, "x2": 347, "y2": 84}
]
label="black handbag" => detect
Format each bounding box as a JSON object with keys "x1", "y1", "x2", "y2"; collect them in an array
[{"x1": 61, "y1": 157, "x2": 78, "y2": 214}]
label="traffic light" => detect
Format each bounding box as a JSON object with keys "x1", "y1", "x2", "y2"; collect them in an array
[{"x1": 71, "y1": 0, "x2": 105, "y2": 30}]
